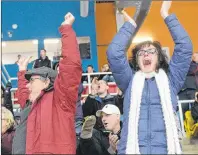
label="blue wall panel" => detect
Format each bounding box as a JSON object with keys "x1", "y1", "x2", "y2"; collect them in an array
[{"x1": 2, "y1": 1, "x2": 98, "y2": 86}]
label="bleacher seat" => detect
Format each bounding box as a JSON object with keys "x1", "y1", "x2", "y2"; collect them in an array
[
  {"x1": 82, "y1": 85, "x2": 89, "y2": 96},
  {"x1": 108, "y1": 83, "x2": 117, "y2": 94}
]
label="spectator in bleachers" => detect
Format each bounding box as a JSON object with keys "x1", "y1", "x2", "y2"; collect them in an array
[
  {"x1": 15, "y1": 54, "x2": 21, "y2": 64},
  {"x1": 178, "y1": 52, "x2": 198, "y2": 118},
  {"x1": 1, "y1": 107, "x2": 15, "y2": 154},
  {"x1": 1, "y1": 86, "x2": 5, "y2": 104},
  {"x1": 82, "y1": 65, "x2": 98, "y2": 83},
  {"x1": 83, "y1": 79, "x2": 123, "y2": 131},
  {"x1": 1, "y1": 83, "x2": 16, "y2": 154},
  {"x1": 12, "y1": 12, "x2": 82, "y2": 154},
  {"x1": 191, "y1": 92, "x2": 198, "y2": 123},
  {"x1": 32, "y1": 49, "x2": 52, "y2": 68},
  {"x1": 2, "y1": 82, "x2": 13, "y2": 115},
  {"x1": 189, "y1": 52, "x2": 198, "y2": 73},
  {"x1": 107, "y1": 2, "x2": 192, "y2": 154},
  {"x1": 98, "y1": 64, "x2": 115, "y2": 82},
  {"x1": 178, "y1": 52, "x2": 198, "y2": 99},
  {"x1": 87, "y1": 65, "x2": 94, "y2": 73},
  {"x1": 76, "y1": 83, "x2": 84, "y2": 142},
  {"x1": 79, "y1": 104, "x2": 121, "y2": 155},
  {"x1": 4, "y1": 82, "x2": 22, "y2": 125},
  {"x1": 76, "y1": 83, "x2": 84, "y2": 126}
]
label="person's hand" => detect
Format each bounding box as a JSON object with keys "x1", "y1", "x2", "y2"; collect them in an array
[
  {"x1": 161, "y1": 1, "x2": 172, "y2": 19},
  {"x1": 195, "y1": 92, "x2": 198, "y2": 102},
  {"x1": 121, "y1": 10, "x2": 137, "y2": 28},
  {"x1": 17, "y1": 56, "x2": 32, "y2": 71},
  {"x1": 92, "y1": 77, "x2": 98, "y2": 84},
  {"x1": 117, "y1": 87, "x2": 123, "y2": 96},
  {"x1": 81, "y1": 97, "x2": 87, "y2": 105},
  {"x1": 91, "y1": 77, "x2": 99, "y2": 95},
  {"x1": 61, "y1": 12, "x2": 75, "y2": 25},
  {"x1": 91, "y1": 83, "x2": 98, "y2": 96},
  {"x1": 108, "y1": 133, "x2": 119, "y2": 153}
]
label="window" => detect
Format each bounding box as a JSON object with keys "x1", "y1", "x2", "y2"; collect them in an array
[
  {"x1": 44, "y1": 36, "x2": 91, "y2": 61},
  {"x1": 78, "y1": 37, "x2": 91, "y2": 59},
  {"x1": 2, "y1": 40, "x2": 38, "y2": 64}
]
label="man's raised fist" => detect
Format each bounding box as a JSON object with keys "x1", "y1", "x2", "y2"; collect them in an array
[{"x1": 61, "y1": 12, "x2": 75, "y2": 25}]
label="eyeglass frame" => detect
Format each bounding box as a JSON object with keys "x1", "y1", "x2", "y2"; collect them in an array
[
  {"x1": 29, "y1": 76, "x2": 47, "y2": 84},
  {"x1": 136, "y1": 48, "x2": 158, "y2": 57}
]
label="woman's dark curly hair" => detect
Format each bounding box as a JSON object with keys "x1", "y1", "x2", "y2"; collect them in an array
[{"x1": 129, "y1": 41, "x2": 169, "y2": 73}]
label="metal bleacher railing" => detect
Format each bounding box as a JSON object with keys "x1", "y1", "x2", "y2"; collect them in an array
[
  {"x1": 1, "y1": 64, "x2": 11, "y2": 86},
  {"x1": 1, "y1": 64, "x2": 195, "y2": 137},
  {"x1": 81, "y1": 72, "x2": 117, "y2": 97},
  {"x1": 178, "y1": 99, "x2": 195, "y2": 137},
  {"x1": 9, "y1": 72, "x2": 118, "y2": 100}
]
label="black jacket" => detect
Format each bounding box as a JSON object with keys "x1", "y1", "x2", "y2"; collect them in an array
[
  {"x1": 3, "y1": 82, "x2": 13, "y2": 115},
  {"x1": 82, "y1": 94, "x2": 123, "y2": 131},
  {"x1": 33, "y1": 56, "x2": 52, "y2": 68},
  {"x1": 78, "y1": 124, "x2": 122, "y2": 155},
  {"x1": 191, "y1": 102, "x2": 198, "y2": 122},
  {"x1": 2, "y1": 129, "x2": 15, "y2": 154},
  {"x1": 178, "y1": 62, "x2": 198, "y2": 100}
]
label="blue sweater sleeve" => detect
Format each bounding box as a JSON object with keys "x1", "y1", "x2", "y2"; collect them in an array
[
  {"x1": 166, "y1": 14, "x2": 193, "y2": 95},
  {"x1": 107, "y1": 22, "x2": 136, "y2": 93}
]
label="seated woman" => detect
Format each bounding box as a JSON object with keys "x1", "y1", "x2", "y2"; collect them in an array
[{"x1": 2, "y1": 107, "x2": 15, "y2": 154}]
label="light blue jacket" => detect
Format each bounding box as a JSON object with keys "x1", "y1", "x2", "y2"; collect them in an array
[{"x1": 107, "y1": 14, "x2": 193, "y2": 154}]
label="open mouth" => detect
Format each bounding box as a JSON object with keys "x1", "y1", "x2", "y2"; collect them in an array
[
  {"x1": 143, "y1": 59, "x2": 151, "y2": 67},
  {"x1": 103, "y1": 122, "x2": 108, "y2": 127}
]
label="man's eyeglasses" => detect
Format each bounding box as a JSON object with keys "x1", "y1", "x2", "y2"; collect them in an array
[
  {"x1": 29, "y1": 77, "x2": 46, "y2": 83},
  {"x1": 137, "y1": 48, "x2": 158, "y2": 56}
]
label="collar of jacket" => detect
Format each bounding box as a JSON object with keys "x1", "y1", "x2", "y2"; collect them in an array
[
  {"x1": 44, "y1": 83, "x2": 54, "y2": 92},
  {"x1": 102, "y1": 121, "x2": 122, "y2": 138},
  {"x1": 94, "y1": 94, "x2": 113, "y2": 103},
  {"x1": 103, "y1": 94, "x2": 114, "y2": 100},
  {"x1": 40, "y1": 56, "x2": 49, "y2": 60}
]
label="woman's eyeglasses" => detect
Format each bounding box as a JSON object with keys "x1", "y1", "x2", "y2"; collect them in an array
[{"x1": 137, "y1": 48, "x2": 158, "y2": 56}]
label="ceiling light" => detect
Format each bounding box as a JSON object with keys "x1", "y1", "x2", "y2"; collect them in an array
[
  {"x1": 12, "y1": 24, "x2": 18, "y2": 29},
  {"x1": 32, "y1": 40, "x2": 38, "y2": 44}
]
